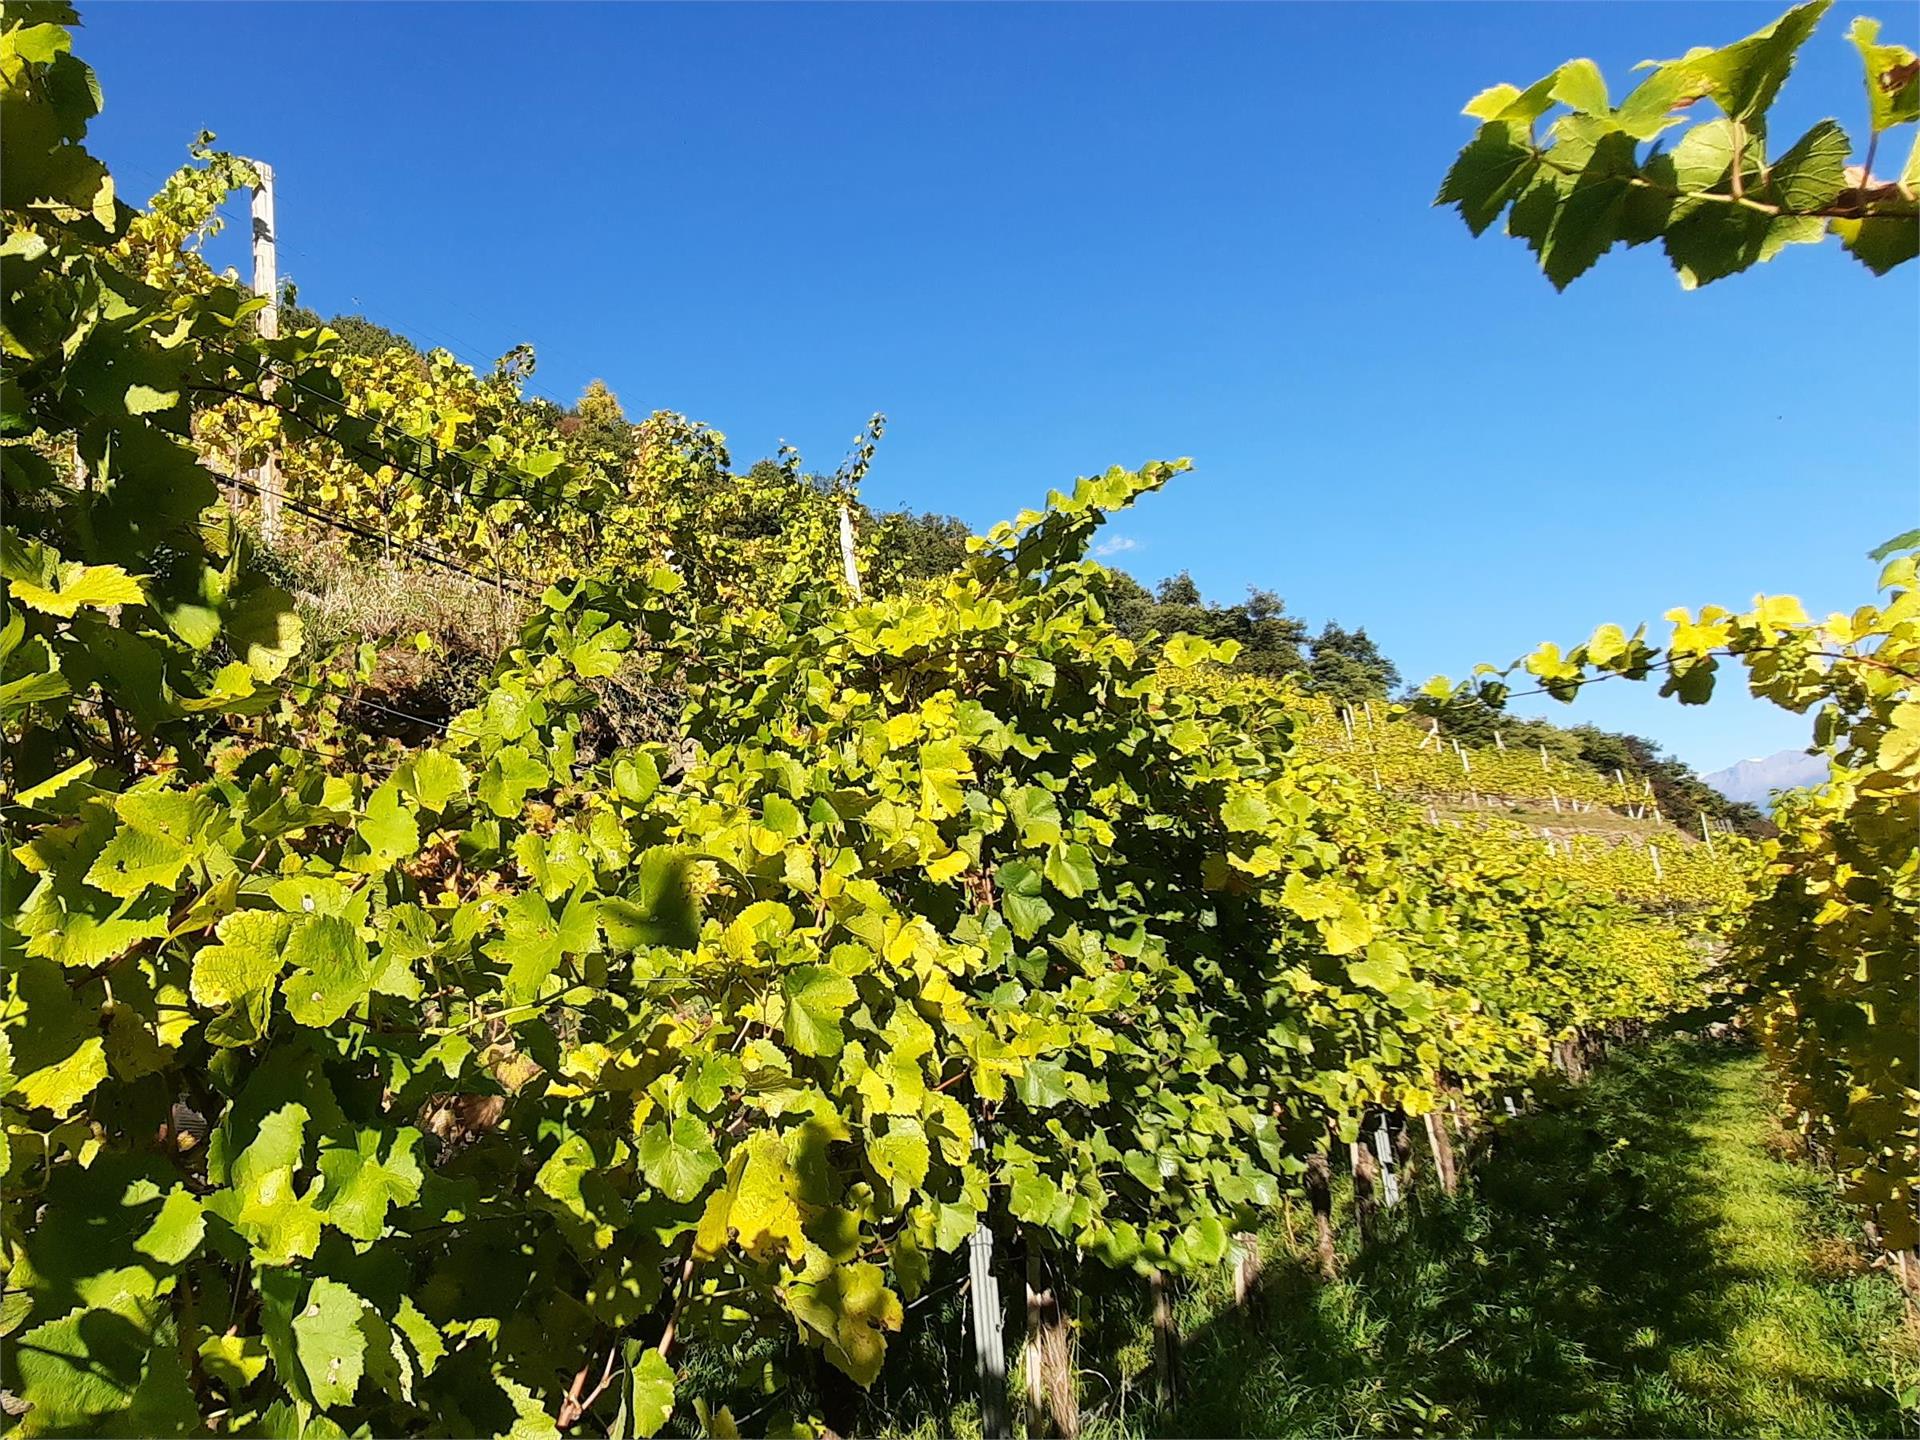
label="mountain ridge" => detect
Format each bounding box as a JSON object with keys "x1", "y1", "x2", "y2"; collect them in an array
[{"x1": 1703, "y1": 749, "x2": 1826, "y2": 811}]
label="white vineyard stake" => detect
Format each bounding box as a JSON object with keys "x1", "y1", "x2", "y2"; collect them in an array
[{"x1": 1372, "y1": 1116, "x2": 1400, "y2": 1207}]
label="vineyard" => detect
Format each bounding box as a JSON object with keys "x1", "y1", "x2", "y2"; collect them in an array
[{"x1": 1, "y1": 4, "x2": 1915, "y2": 1439}]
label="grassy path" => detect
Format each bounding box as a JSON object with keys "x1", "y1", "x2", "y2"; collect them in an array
[
  {"x1": 853, "y1": 1037, "x2": 1916, "y2": 1439},
  {"x1": 1116, "y1": 1038, "x2": 1917, "y2": 1438}
]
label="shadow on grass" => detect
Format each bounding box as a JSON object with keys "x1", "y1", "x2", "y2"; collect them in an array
[
  {"x1": 842, "y1": 1037, "x2": 1912, "y2": 1439},
  {"x1": 1123, "y1": 1038, "x2": 1910, "y2": 1439}
]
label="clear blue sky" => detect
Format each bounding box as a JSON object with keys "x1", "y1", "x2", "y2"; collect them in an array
[{"x1": 81, "y1": 2, "x2": 1918, "y2": 772}]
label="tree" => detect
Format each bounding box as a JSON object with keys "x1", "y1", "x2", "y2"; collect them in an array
[
  {"x1": 1440, "y1": 1, "x2": 1918, "y2": 287},
  {"x1": 1105, "y1": 571, "x2": 1312, "y2": 679},
  {"x1": 277, "y1": 300, "x2": 420, "y2": 358},
  {"x1": 871, "y1": 508, "x2": 972, "y2": 582},
  {"x1": 565, "y1": 377, "x2": 632, "y2": 456},
  {"x1": 1307, "y1": 622, "x2": 1401, "y2": 703}
]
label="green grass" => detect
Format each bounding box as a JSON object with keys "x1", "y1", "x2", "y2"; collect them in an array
[{"x1": 848, "y1": 1038, "x2": 1918, "y2": 1439}]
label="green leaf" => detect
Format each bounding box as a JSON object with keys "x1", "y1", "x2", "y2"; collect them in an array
[
  {"x1": 638, "y1": 1115, "x2": 721, "y2": 1204},
  {"x1": 601, "y1": 847, "x2": 701, "y2": 952},
  {"x1": 867, "y1": 1118, "x2": 930, "y2": 1204},
  {"x1": 356, "y1": 781, "x2": 420, "y2": 867},
  {"x1": 1044, "y1": 842, "x2": 1098, "y2": 900},
  {"x1": 6, "y1": 958, "x2": 109, "y2": 1115},
  {"x1": 281, "y1": 914, "x2": 376, "y2": 1028},
  {"x1": 14, "y1": 1295, "x2": 197, "y2": 1438},
  {"x1": 534, "y1": 1132, "x2": 597, "y2": 1229},
  {"x1": 225, "y1": 583, "x2": 304, "y2": 680},
  {"x1": 205, "y1": 1103, "x2": 324, "y2": 1266},
  {"x1": 1007, "y1": 1167, "x2": 1062, "y2": 1223},
  {"x1": 1868, "y1": 528, "x2": 1920, "y2": 562},
  {"x1": 785, "y1": 1257, "x2": 902, "y2": 1386},
  {"x1": 1346, "y1": 950, "x2": 1410, "y2": 997},
  {"x1": 626, "y1": 1348, "x2": 676, "y2": 1439},
  {"x1": 191, "y1": 908, "x2": 291, "y2": 1045},
  {"x1": 133, "y1": 1187, "x2": 206, "y2": 1266},
  {"x1": 1163, "y1": 632, "x2": 1228, "y2": 668},
  {"x1": 1221, "y1": 786, "x2": 1271, "y2": 832},
  {"x1": 996, "y1": 858, "x2": 1052, "y2": 939},
  {"x1": 396, "y1": 749, "x2": 468, "y2": 812},
  {"x1": 780, "y1": 964, "x2": 857, "y2": 1057},
  {"x1": 317, "y1": 1128, "x2": 424, "y2": 1240},
  {"x1": 124, "y1": 383, "x2": 178, "y2": 415},
  {"x1": 83, "y1": 824, "x2": 190, "y2": 898},
  {"x1": 488, "y1": 889, "x2": 594, "y2": 1001},
  {"x1": 477, "y1": 744, "x2": 549, "y2": 817},
  {"x1": 1646, "y1": 0, "x2": 1832, "y2": 122},
  {"x1": 721, "y1": 899, "x2": 795, "y2": 961},
  {"x1": 1768, "y1": 119, "x2": 1849, "y2": 214},
  {"x1": 1847, "y1": 16, "x2": 1920, "y2": 133},
  {"x1": 1007, "y1": 784, "x2": 1062, "y2": 848},
  {"x1": 1551, "y1": 58, "x2": 1610, "y2": 114},
  {"x1": 292, "y1": 1277, "x2": 368, "y2": 1410},
  {"x1": 1443, "y1": 121, "x2": 1543, "y2": 237},
  {"x1": 198, "y1": 1332, "x2": 270, "y2": 1393},
  {"x1": 613, "y1": 751, "x2": 660, "y2": 803},
  {"x1": 9, "y1": 561, "x2": 144, "y2": 617},
  {"x1": 761, "y1": 792, "x2": 803, "y2": 839},
  {"x1": 1832, "y1": 207, "x2": 1920, "y2": 274},
  {"x1": 1012, "y1": 1058, "x2": 1071, "y2": 1109}
]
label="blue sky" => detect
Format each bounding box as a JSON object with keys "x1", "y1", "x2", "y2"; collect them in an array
[{"x1": 81, "y1": 2, "x2": 1917, "y2": 772}]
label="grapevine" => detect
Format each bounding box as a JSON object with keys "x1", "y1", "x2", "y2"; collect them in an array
[{"x1": 0, "y1": 6, "x2": 1900, "y2": 1437}]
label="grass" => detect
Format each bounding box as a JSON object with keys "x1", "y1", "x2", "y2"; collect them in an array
[{"x1": 845, "y1": 1038, "x2": 1918, "y2": 1439}]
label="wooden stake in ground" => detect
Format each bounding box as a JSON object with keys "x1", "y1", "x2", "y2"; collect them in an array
[
  {"x1": 1023, "y1": 1251, "x2": 1078, "y2": 1439},
  {"x1": 1424, "y1": 1106, "x2": 1459, "y2": 1194},
  {"x1": 250, "y1": 161, "x2": 281, "y2": 544},
  {"x1": 1149, "y1": 1269, "x2": 1179, "y2": 1410},
  {"x1": 1231, "y1": 1232, "x2": 1262, "y2": 1309},
  {"x1": 1350, "y1": 1134, "x2": 1381, "y2": 1243},
  {"x1": 1305, "y1": 1151, "x2": 1337, "y2": 1278}
]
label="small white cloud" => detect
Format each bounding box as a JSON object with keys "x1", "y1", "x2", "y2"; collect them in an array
[{"x1": 1093, "y1": 536, "x2": 1139, "y2": 558}]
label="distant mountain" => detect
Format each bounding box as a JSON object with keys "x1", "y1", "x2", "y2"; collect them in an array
[{"x1": 1703, "y1": 749, "x2": 1827, "y2": 811}]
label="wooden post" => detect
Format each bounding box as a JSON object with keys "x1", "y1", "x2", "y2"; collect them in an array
[
  {"x1": 838, "y1": 500, "x2": 862, "y2": 600},
  {"x1": 1149, "y1": 1269, "x2": 1178, "y2": 1410},
  {"x1": 1892, "y1": 1248, "x2": 1920, "y2": 1314},
  {"x1": 1304, "y1": 1151, "x2": 1337, "y2": 1279},
  {"x1": 1424, "y1": 1108, "x2": 1458, "y2": 1195},
  {"x1": 1388, "y1": 1110, "x2": 1416, "y2": 1187},
  {"x1": 968, "y1": 1212, "x2": 1009, "y2": 1438},
  {"x1": 1023, "y1": 1251, "x2": 1078, "y2": 1439},
  {"x1": 250, "y1": 161, "x2": 280, "y2": 544},
  {"x1": 1231, "y1": 1232, "x2": 1261, "y2": 1309},
  {"x1": 1649, "y1": 844, "x2": 1663, "y2": 881},
  {"x1": 1350, "y1": 1136, "x2": 1380, "y2": 1243}
]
